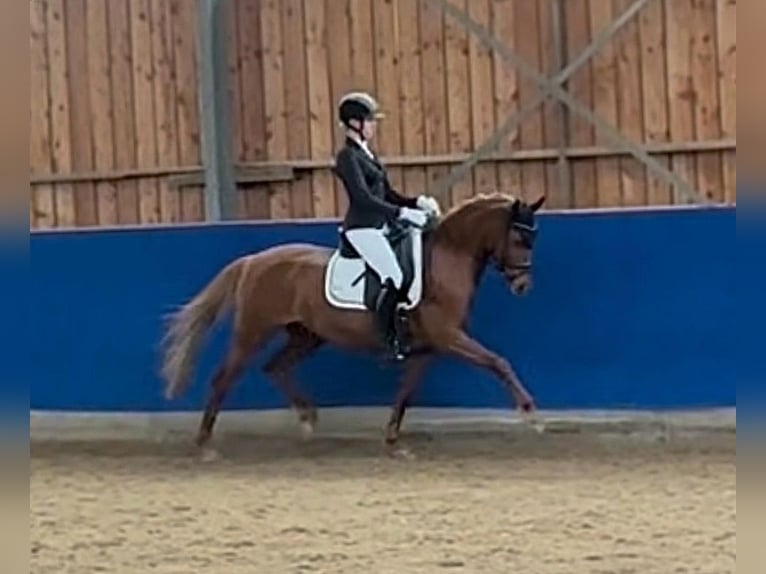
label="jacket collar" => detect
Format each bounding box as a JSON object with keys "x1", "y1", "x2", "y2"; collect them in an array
[{"x1": 345, "y1": 136, "x2": 381, "y2": 165}]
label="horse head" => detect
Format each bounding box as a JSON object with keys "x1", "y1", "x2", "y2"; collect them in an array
[{"x1": 432, "y1": 192, "x2": 546, "y2": 296}]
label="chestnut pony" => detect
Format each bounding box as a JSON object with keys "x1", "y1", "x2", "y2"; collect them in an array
[{"x1": 160, "y1": 193, "x2": 545, "y2": 453}]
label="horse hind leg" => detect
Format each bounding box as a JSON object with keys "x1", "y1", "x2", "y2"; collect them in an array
[
  {"x1": 196, "y1": 326, "x2": 273, "y2": 456},
  {"x1": 262, "y1": 324, "x2": 324, "y2": 435}
]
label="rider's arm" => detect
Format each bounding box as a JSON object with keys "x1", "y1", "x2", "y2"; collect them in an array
[
  {"x1": 383, "y1": 179, "x2": 418, "y2": 209},
  {"x1": 334, "y1": 148, "x2": 401, "y2": 218}
]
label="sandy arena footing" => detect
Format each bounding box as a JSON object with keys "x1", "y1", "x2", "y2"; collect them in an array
[{"x1": 31, "y1": 408, "x2": 735, "y2": 574}]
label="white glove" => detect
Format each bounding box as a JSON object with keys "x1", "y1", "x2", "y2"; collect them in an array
[
  {"x1": 399, "y1": 207, "x2": 429, "y2": 227},
  {"x1": 416, "y1": 195, "x2": 442, "y2": 216}
]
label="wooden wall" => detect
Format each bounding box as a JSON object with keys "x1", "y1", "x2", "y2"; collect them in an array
[{"x1": 29, "y1": 0, "x2": 737, "y2": 229}]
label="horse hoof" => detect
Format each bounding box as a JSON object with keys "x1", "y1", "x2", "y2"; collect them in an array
[
  {"x1": 300, "y1": 420, "x2": 315, "y2": 438},
  {"x1": 385, "y1": 441, "x2": 416, "y2": 460},
  {"x1": 199, "y1": 447, "x2": 221, "y2": 463},
  {"x1": 391, "y1": 447, "x2": 416, "y2": 460},
  {"x1": 520, "y1": 411, "x2": 545, "y2": 434},
  {"x1": 530, "y1": 418, "x2": 546, "y2": 434}
]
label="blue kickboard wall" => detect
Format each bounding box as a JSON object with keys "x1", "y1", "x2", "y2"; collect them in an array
[{"x1": 23, "y1": 205, "x2": 736, "y2": 413}]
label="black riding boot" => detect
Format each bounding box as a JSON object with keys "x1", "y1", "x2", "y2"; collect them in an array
[{"x1": 375, "y1": 279, "x2": 409, "y2": 361}]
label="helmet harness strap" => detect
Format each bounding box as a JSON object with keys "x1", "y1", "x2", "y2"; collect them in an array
[
  {"x1": 352, "y1": 123, "x2": 365, "y2": 142},
  {"x1": 345, "y1": 118, "x2": 367, "y2": 142}
]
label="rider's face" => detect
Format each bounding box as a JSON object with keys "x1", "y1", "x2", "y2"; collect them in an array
[{"x1": 362, "y1": 119, "x2": 377, "y2": 141}]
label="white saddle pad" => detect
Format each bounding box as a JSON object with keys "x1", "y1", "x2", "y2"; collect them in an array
[{"x1": 324, "y1": 228, "x2": 424, "y2": 311}]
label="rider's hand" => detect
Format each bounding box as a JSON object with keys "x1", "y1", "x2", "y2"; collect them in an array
[
  {"x1": 416, "y1": 195, "x2": 442, "y2": 216},
  {"x1": 399, "y1": 207, "x2": 429, "y2": 227}
]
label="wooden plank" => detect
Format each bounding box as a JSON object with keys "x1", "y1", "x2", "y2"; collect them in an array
[
  {"x1": 491, "y1": 0, "x2": 521, "y2": 200},
  {"x1": 109, "y1": 0, "x2": 140, "y2": 223},
  {"x1": 614, "y1": 0, "x2": 646, "y2": 206},
  {"x1": 30, "y1": 183, "x2": 56, "y2": 229},
  {"x1": 346, "y1": 0, "x2": 379, "y2": 206},
  {"x1": 46, "y1": 0, "x2": 75, "y2": 227},
  {"x1": 304, "y1": 0, "x2": 335, "y2": 217},
  {"x1": 30, "y1": 0, "x2": 55, "y2": 228},
  {"x1": 261, "y1": 0, "x2": 291, "y2": 219},
  {"x1": 64, "y1": 0, "x2": 97, "y2": 226},
  {"x1": 514, "y1": 0, "x2": 545, "y2": 202},
  {"x1": 150, "y1": 0, "x2": 181, "y2": 222},
  {"x1": 87, "y1": 0, "x2": 118, "y2": 226},
  {"x1": 326, "y1": 0, "x2": 352, "y2": 214},
  {"x1": 467, "y1": 0, "x2": 497, "y2": 195},
  {"x1": 172, "y1": 0, "x2": 203, "y2": 221},
  {"x1": 29, "y1": 138, "x2": 736, "y2": 181},
  {"x1": 282, "y1": 0, "x2": 313, "y2": 217},
  {"x1": 225, "y1": 0, "x2": 248, "y2": 219},
  {"x1": 29, "y1": 0, "x2": 51, "y2": 178},
  {"x1": 721, "y1": 149, "x2": 735, "y2": 203},
  {"x1": 398, "y1": 0, "x2": 427, "y2": 203},
  {"x1": 588, "y1": 0, "x2": 620, "y2": 207},
  {"x1": 167, "y1": 165, "x2": 294, "y2": 188},
  {"x1": 131, "y1": 0, "x2": 161, "y2": 223},
  {"x1": 691, "y1": 0, "x2": 723, "y2": 202},
  {"x1": 225, "y1": 1, "x2": 243, "y2": 164},
  {"x1": 717, "y1": 0, "x2": 736, "y2": 203},
  {"x1": 419, "y1": 0, "x2": 451, "y2": 206},
  {"x1": 565, "y1": 0, "x2": 596, "y2": 209},
  {"x1": 29, "y1": 139, "x2": 736, "y2": 180},
  {"x1": 347, "y1": 0, "x2": 378, "y2": 204},
  {"x1": 538, "y1": 0, "x2": 558, "y2": 150},
  {"x1": 444, "y1": 0, "x2": 474, "y2": 204},
  {"x1": 665, "y1": 0, "x2": 698, "y2": 203},
  {"x1": 349, "y1": 0, "x2": 376, "y2": 92},
  {"x1": 639, "y1": 0, "x2": 672, "y2": 205},
  {"x1": 537, "y1": 0, "x2": 560, "y2": 206},
  {"x1": 237, "y1": 0, "x2": 270, "y2": 219},
  {"x1": 372, "y1": 0, "x2": 404, "y2": 194}
]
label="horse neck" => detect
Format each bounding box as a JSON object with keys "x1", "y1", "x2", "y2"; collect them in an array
[
  {"x1": 425, "y1": 198, "x2": 508, "y2": 311},
  {"x1": 433, "y1": 198, "x2": 508, "y2": 260}
]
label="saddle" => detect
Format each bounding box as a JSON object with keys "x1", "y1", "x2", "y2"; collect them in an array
[{"x1": 324, "y1": 221, "x2": 426, "y2": 313}]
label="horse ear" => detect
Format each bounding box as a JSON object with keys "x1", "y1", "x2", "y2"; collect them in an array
[{"x1": 530, "y1": 195, "x2": 546, "y2": 212}]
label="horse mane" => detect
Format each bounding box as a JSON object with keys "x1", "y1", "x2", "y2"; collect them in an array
[
  {"x1": 440, "y1": 192, "x2": 518, "y2": 220},
  {"x1": 432, "y1": 192, "x2": 516, "y2": 252}
]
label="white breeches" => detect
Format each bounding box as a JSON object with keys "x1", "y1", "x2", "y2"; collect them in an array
[{"x1": 344, "y1": 227, "x2": 403, "y2": 289}]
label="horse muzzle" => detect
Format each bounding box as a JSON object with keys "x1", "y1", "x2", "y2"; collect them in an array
[{"x1": 503, "y1": 265, "x2": 533, "y2": 296}]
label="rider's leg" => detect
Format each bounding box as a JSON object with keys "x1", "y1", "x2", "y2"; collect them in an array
[
  {"x1": 343, "y1": 227, "x2": 403, "y2": 289},
  {"x1": 344, "y1": 227, "x2": 408, "y2": 358}
]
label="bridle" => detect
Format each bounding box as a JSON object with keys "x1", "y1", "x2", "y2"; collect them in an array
[{"x1": 495, "y1": 216, "x2": 538, "y2": 276}]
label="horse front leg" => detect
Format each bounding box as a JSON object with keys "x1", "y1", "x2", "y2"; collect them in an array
[
  {"x1": 437, "y1": 329, "x2": 536, "y2": 415},
  {"x1": 385, "y1": 353, "x2": 434, "y2": 448}
]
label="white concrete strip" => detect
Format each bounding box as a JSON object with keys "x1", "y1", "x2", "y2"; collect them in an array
[{"x1": 30, "y1": 407, "x2": 736, "y2": 443}]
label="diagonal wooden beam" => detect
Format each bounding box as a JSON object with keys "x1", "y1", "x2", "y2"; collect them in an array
[
  {"x1": 423, "y1": 0, "x2": 706, "y2": 204},
  {"x1": 421, "y1": 0, "x2": 652, "y2": 198}
]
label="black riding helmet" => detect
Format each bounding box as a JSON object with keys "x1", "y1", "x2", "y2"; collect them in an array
[{"x1": 338, "y1": 92, "x2": 384, "y2": 139}]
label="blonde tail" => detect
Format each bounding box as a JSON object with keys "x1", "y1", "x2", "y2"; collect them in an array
[{"x1": 160, "y1": 259, "x2": 244, "y2": 400}]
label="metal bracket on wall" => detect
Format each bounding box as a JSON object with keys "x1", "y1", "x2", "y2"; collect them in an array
[{"x1": 422, "y1": 0, "x2": 706, "y2": 205}]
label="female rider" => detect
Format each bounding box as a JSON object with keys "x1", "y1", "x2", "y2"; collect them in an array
[{"x1": 332, "y1": 91, "x2": 441, "y2": 360}]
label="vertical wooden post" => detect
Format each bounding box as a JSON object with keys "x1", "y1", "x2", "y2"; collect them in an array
[
  {"x1": 197, "y1": 0, "x2": 237, "y2": 220},
  {"x1": 551, "y1": 0, "x2": 572, "y2": 206}
]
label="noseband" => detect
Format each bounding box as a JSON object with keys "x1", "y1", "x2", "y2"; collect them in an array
[{"x1": 495, "y1": 218, "x2": 538, "y2": 275}]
